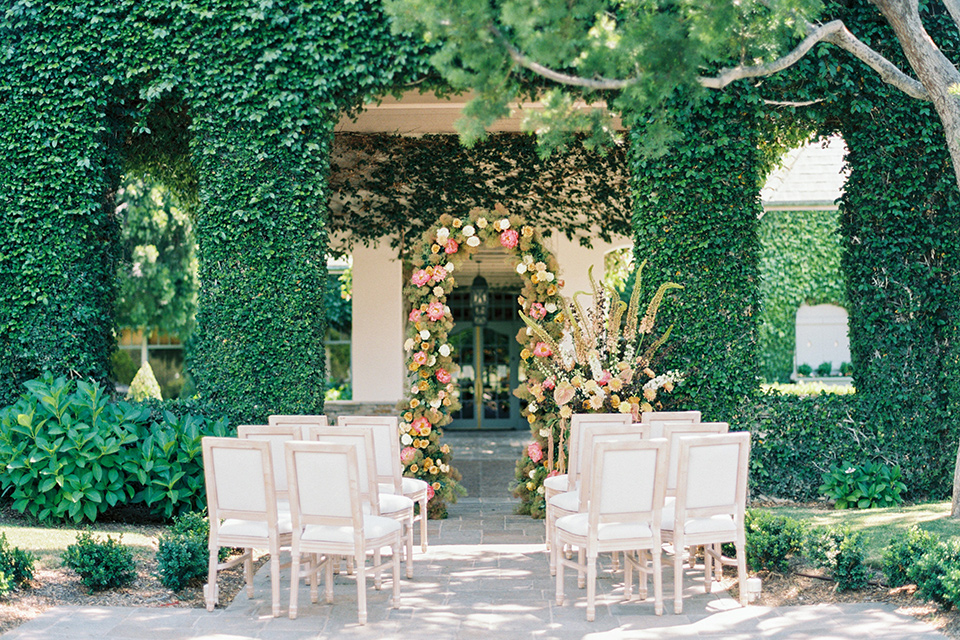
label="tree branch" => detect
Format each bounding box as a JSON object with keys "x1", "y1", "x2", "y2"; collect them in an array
[{"x1": 942, "y1": 0, "x2": 960, "y2": 30}]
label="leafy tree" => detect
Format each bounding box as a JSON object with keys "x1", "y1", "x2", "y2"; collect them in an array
[{"x1": 115, "y1": 176, "x2": 197, "y2": 354}]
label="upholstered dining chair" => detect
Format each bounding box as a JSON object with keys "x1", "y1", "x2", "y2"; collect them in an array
[
  {"x1": 285, "y1": 441, "x2": 402, "y2": 625},
  {"x1": 661, "y1": 431, "x2": 751, "y2": 614},
  {"x1": 268, "y1": 414, "x2": 327, "y2": 429},
  {"x1": 306, "y1": 425, "x2": 416, "y2": 578},
  {"x1": 547, "y1": 422, "x2": 646, "y2": 575},
  {"x1": 555, "y1": 438, "x2": 668, "y2": 620},
  {"x1": 338, "y1": 415, "x2": 430, "y2": 552},
  {"x1": 640, "y1": 410, "x2": 702, "y2": 438},
  {"x1": 237, "y1": 424, "x2": 302, "y2": 507},
  {"x1": 543, "y1": 413, "x2": 633, "y2": 555},
  {"x1": 202, "y1": 436, "x2": 292, "y2": 617}
]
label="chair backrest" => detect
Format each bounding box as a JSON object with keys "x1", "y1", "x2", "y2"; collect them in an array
[
  {"x1": 202, "y1": 436, "x2": 277, "y2": 531},
  {"x1": 642, "y1": 410, "x2": 701, "y2": 437},
  {"x1": 237, "y1": 424, "x2": 301, "y2": 499},
  {"x1": 304, "y1": 425, "x2": 379, "y2": 514},
  {"x1": 285, "y1": 441, "x2": 363, "y2": 530},
  {"x1": 338, "y1": 416, "x2": 402, "y2": 493},
  {"x1": 674, "y1": 432, "x2": 750, "y2": 522},
  {"x1": 581, "y1": 439, "x2": 668, "y2": 534},
  {"x1": 268, "y1": 414, "x2": 328, "y2": 429},
  {"x1": 567, "y1": 413, "x2": 633, "y2": 488},
  {"x1": 662, "y1": 421, "x2": 729, "y2": 494},
  {"x1": 576, "y1": 423, "x2": 648, "y2": 491}
]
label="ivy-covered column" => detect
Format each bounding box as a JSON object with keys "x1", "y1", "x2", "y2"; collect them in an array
[
  {"x1": 839, "y1": 102, "x2": 960, "y2": 499},
  {"x1": 629, "y1": 91, "x2": 765, "y2": 422},
  {"x1": 0, "y1": 10, "x2": 122, "y2": 403},
  {"x1": 188, "y1": 119, "x2": 332, "y2": 423}
]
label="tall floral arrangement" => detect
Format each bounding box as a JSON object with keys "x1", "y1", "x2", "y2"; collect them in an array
[
  {"x1": 512, "y1": 263, "x2": 684, "y2": 517},
  {"x1": 401, "y1": 204, "x2": 564, "y2": 518}
]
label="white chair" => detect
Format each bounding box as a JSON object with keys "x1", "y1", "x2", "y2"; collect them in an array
[
  {"x1": 268, "y1": 414, "x2": 328, "y2": 428},
  {"x1": 662, "y1": 432, "x2": 751, "y2": 614},
  {"x1": 306, "y1": 425, "x2": 416, "y2": 579},
  {"x1": 548, "y1": 421, "x2": 645, "y2": 575},
  {"x1": 555, "y1": 438, "x2": 668, "y2": 620},
  {"x1": 543, "y1": 413, "x2": 632, "y2": 555},
  {"x1": 237, "y1": 424, "x2": 302, "y2": 507},
  {"x1": 201, "y1": 437, "x2": 292, "y2": 617},
  {"x1": 285, "y1": 441, "x2": 402, "y2": 624},
  {"x1": 339, "y1": 415, "x2": 430, "y2": 552},
  {"x1": 641, "y1": 410, "x2": 701, "y2": 438}
]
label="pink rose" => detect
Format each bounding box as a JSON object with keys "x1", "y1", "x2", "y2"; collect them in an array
[
  {"x1": 431, "y1": 266, "x2": 447, "y2": 283},
  {"x1": 529, "y1": 303, "x2": 547, "y2": 320},
  {"x1": 533, "y1": 342, "x2": 552, "y2": 357},
  {"x1": 597, "y1": 370, "x2": 612, "y2": 385},
  {"x1": 500, "y1": 229, "x2": 519, "y2": 249},
  {"x1": 445, "y1": 240, "x2": 459, "y2": 254},
  {"x1": 411, "y1": 416, "x2": 431, "y2": 436},
  {"x1": 427, "y1": 301, "x2": 446, "y2": 321},
  {"x1": 436, "y1": 368, "x2": 452, "y2": 384},
  {"x1": 426, "y1": 484, "x2": 435, "y2": 500},
  {"x1": 400, "y1": 446, "x2": 417, "y2": 465},
  {"x1": 542, "y1": 377, "x2": 555, "y2": 390},
  {"x1": 409, "y1": 308, "x2": 422, "y2": 322},
  {"x1": 413, "y1": 351, "x2": 428, "y2": 365},
  {"x1": 527, "y1": 442, "x2": 543, "y2": 463},
  {"x1": 411, "y1": 269, "x2": 431, "y2": 287}
]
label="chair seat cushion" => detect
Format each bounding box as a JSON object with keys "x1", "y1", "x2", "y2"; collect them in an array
[
  {"x1": 401, "y1": 476, "x2": 429, "y2": 496},
  {"x1": 379, "y1": 493, "x2": 415, "y2": 515},
  {"x1": 220, "y1": 516, "x2": 292, "y2": 539},
  {"x1": 301, "y1": 515, "x2": 401, "y2": 544},
  {"x1": 548, "y1": 490, "x2": 580, "y2": 513},
  {"x1": 556, "y1": 513, "x2": 653, "y2": 541},
  {"x1": 661, "y1": 512, "x2": 736, "y2": 535},
  {"x1": 543, "y1": 474, "x2": 569, "y2": 492}
]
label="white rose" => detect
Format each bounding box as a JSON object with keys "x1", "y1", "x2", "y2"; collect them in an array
[
  {"x1": 528, "y1": 402, "x2": 538, "y2": 413},
  {"x1": 445, "y1": 262, "x2": 455, "y2": 272},
  {"x1": 462, "y1": 225, "x2": 475, "y2": 237},
  {"x1": 516, "y1": 263, "x2": 527, "y2": 274},
  {"x1": 523, "y1": 254, "x2": 534, "y2": 265},
  {"x1": 537, "y1": 485, "x2": 545, "y2": 495},
  {"x1": 528, "y1": 469, "x2": 536, "y2": 479},
  {"x1": 500, "y1": 218, "x2": 510, "y2": 230},
  {"x1": 539, "y1": 428, "x2": 550, "y2": 437},
  {"x1": 428, "y1": 355, "x2": 436, "y2": 366},
  {"x1": 545, "y1": 272, "x2": 555, "y2": 282},
  {"x1": 420, "y1": 329, "x2": 430, "y2": 340},
  {"x1": 433, "y1": 286, "x2": 444, "y2": 297},
  {"x1": 412, "y1": 385, "x2": 420, "y2": 394},
  {"x1": 430, "y1": 398, "x2": 442, "y2": 409},
  {"x1": 476, "y1": 217, "x2": 488, "y2": 228},
  {"x1": 403, "y1": 338, "x2": 414, "y2": 351},
  {"x1": 439, "y1": 344, "x2": 451, "y2": 357},
  {"x1": 526, "y1": 327, "x2": 533, "y2": 335},
  {"x1": 401, "y1": 434, "x2": 413, "y2": 445},
  {"x1": 545, "y1": 302, "x2": 557, "y2": 313},
  {"x1": 436, "y1": 227, "x2": 450, "y2": 243},
  {"x1": 466, "y1": 236, "x2": 481, "y2": 247}
]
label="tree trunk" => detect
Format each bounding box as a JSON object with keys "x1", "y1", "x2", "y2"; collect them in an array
[{"x1": 954, "y1": 441, "x2": 960, "y2": 516}]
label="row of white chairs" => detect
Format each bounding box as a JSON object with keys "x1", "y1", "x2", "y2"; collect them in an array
[
  {"x1": 546, "y1": 412, "x2": 751, "y2": 619},
  {"x1": 201, "y1": 415, "x2": 429, "y2": 625}
]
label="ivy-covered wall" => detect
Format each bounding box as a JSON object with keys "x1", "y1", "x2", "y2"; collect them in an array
[
  {"x1": 758, "y1": 209, "x2": 846, "y2": 383},
  {"x1": 630, "y1": 89, "x2": 766, "y2": 423}
]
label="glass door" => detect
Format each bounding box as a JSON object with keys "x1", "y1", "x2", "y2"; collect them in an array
[{"x1": 447, "y1": 321, "x2": 522, "y2": 430}]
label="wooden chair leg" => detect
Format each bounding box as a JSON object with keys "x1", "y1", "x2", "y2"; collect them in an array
[
  {"x1": 288, "y1": 549, "x2": 300, "y2": 619},
  {"x1": 356, "y1": 554, "x2": 367, "y2": 625},
  {"x1": 577, "y1": 547, "x2": 585, "y2": 589},
  {"x1": 653, "y1": 547, "x2": 663, "y2": 616},
  {"x1": 405, "y1": 520, "x2": 414, "y2": 579},
  {"x1": 586, "y1": 553, "x2": 597, "y2": 622},
  {"x1": 419, "y1": 496, "x2": 428, "y2": 552},
  {"x1": 374, "y1": 549, "x2": 382, "y2": 590},
  {"x1": 555, "y1": 543, "x2": 565, "y2": 605},
  {"x1": 703, "y1": 544, "x2": 713, "y2": 593},
  {"x1": 392, "y1": 542, "x2": 402, "y2": 609},
  {"x1": 325, "y1": 557, "x2": 334, "y2": 604},
  {"x1": 205, "y1": 548, "x2": 218, "y2": 611},
  {"x1": 674, "y1": 542, "x2": 684, "y2": 614},
  {"x1": 736, "y1": 537, "x2": 748, "y2": 606},
  {"x1": 270, "y1": 551, "x2": 281, "y2": 617},
  {"x1": 244, "y1": 548, "x2": 254, "y2": 596}
]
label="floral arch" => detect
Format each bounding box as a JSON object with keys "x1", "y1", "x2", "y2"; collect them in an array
[{"x1": 400, "y1": 204, "x2": 566, "y2": 518}]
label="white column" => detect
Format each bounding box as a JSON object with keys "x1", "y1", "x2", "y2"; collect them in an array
[
  {"x1": 350, "y1": 240, "x2": 406, "y2": 403},
  {"x1": 547, "y1": 233, "x2": 632, "y2": 301}
]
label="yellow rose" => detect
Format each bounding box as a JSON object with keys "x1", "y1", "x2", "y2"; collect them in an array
[
  {"x1": 408, "y1": 362, "x2": 419, "y2": 371},
  {"x1": 424, "y1": 458, "x2": 433, "y2": 468},
  {"x1": 520, "y1": 348, "x2": 532, "y2": 360},
  {"x1": 441, "y1": 444, "x2": 450, "y2": 453},
  {"x1": 432, "y1": 482, "x2": 441, "y2": 490},
  {"x1": 410, "y1": 399, "x2": 420, "y2": 408},
  {"x1": 421, "y1": 341, "x2": 430, "y2": 350},
  {"x1": 522, "y1": 226, "x2": 534, "y2": 237},
  {"x1": 442, "y1": 397, "x2": 451, "y2": 406},
  {"x1": 404, "y1": 412, "x2": 414, "y2": 421},
  {"x1": 418, "y1": 381, "x2": 429, "y2": 390},
  {"x1": 431, "y1": 244, "x2": 441, "y2": 254},
  {"x1": 610, "y1": 396, "x2": 621, "y2": 408},
  {"x1": 527, "y1": 413, "x2": 536, "y2": 424},
  {"x1": 452, "y1": 218, "x2": 462, "y2": 228},
  {"x1": 429, "y1": 466, "x2": 439, "y2": 475},
  {"x1": 530, "y1": 273, "x2": 539, "y2": 284},
  {"x1": 526, "y1": 482, "x2": 534, "y2": 491},
  {"x1": 410, "y1": 464, "x2": 419, "y2": 473},
  {"x1": 640, "y1": 402, "x2": 653, "y2": 413},
  {"x1": 546, "y1": 284, "x2": 557, "y2": 296}
]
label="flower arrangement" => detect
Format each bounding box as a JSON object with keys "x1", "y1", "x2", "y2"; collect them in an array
[
  {"x1": 511, "y1": 262, "x2": 684, "y2": 517},
  {"x1": 401, "y1": 204, "x2": 564, "y2": 518}
]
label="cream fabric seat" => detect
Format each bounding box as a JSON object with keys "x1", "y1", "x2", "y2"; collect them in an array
[
  {"x1": 285, "y1": 441, "x2": 402, "y2": 625},
  {"x1": 661, "y1": 432, "x2": 751, "y2": 614},
  {"x1": 555, "y1": 438, "x2": 668, "y2": 621},
  {"x1": 201, "y1": 437, "x2": 292, "y2": 617},
  {"x1": 339, "y1": 416, "x2": 430, "y2": 553}
]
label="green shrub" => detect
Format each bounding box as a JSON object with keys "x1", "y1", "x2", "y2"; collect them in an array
[
  {"x1": 816, "y1": 362, "x2": 833, "y2": 377},
  {"x1": 882, "y1": 525, "x2": 939, "y2": 587},
  {"x1": 744, "y1": 510, "x2": 805, "y2": 572},
  {"x1": 0, "y1": 533, "x2": 35, "y2": 596},
  {"x1": 110, "y1": 350, "x2": 138, "y2": 386},
  {"x1": 127, "y1": 362, "x2": 162, "y2": 402},
  {"x1": 62, "y1": 532, "x2": 137, "y2": 591},
  {"x1": 819, "y1": 461, "x2": 906, "y2": 509},
  {"x1": 156, "y1": 512, "x2": 218, "y2": 591},
  {"x1": 839, "y1": 362, "x2": 854, "y2": 376},
  {"x1": 805, "y1": 525, "x2": 869, "y2": 591},
  {"x1": 909, "y1": 538, "x2": 960, "y2": 610},
  {"x1": 797, "y1": 363, "x2": 813, "y2": 377}
]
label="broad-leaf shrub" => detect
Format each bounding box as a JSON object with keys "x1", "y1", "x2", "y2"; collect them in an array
[
  {"x1": 909, "y1": 538, "x2": 960, "y2": 610},
  {"x1": 819, "y1": 461, "x2": 906, "y2": 509},
  {"x1": 0, "y1": 533, "x2": 35, "y2": 596},
  {"x1": 804, "y1": 525, "x2": 868, "y2": 591},
  {"x1": 156, "y1": 512, "x2": 219, "y2": 592},
  {"x1": 744, "y1": 510, "x2": 805, "y2": 572},
  {"x1": 0, "y1": 375, "x2": 229, "y2": 522},
  {"x1": 883, "y1": 526, "x2": 939, "y2": 588},
  {"x1": 62, "y1": 532, "x2": 136, "y2": 591}
]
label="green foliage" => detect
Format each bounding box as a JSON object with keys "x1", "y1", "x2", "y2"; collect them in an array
[
  {"x1": 127, "y1": 362, "x2": 163, "y2": 402},
  {"x1": 882, "y1": 525, "x2": 939, "y2": 588},
  {"x1": 816, "y1": 362, "x2": 833, "y2": 377},
  {"x1": 804, "y1": 525, "x2": 868, "y2": 591},
  {"x1": 757, "y1": 208, "x2": 845, "y2": 383},
  {"x1": 744, "y1": 510, "x2": 806, "y2": 573},
  {"x1": 796, "y1": 363, "x2": 813, "y2": 377},
  {"x1": 909, "y1": 538, "x2": 960, "y2": 610},
  {"x1": 110, "y1": 350, "x2": 138, "y2": 387},
  {"x1": 62, "y1": 532, "x2": 136, "y2": 592},
  {"x1": 116, "y1": 177, "x2": 197, "y2": 341},
  {"x1": 156, "y1": 512, "x2": 216, "y2": 592},
  {"x1": 0, "y1": 533, "x2": 35, "y2": 596},
  {"x1": 0, "y1": 375, "x2": 229, "y2": 523},
  {"x1": 819, "y1": 461, "x2": 906, "y2": 509}
]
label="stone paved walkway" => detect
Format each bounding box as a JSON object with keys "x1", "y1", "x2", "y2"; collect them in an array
[{"x1": 1, "y1": 430, "x2": 950, "y2": 640}]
